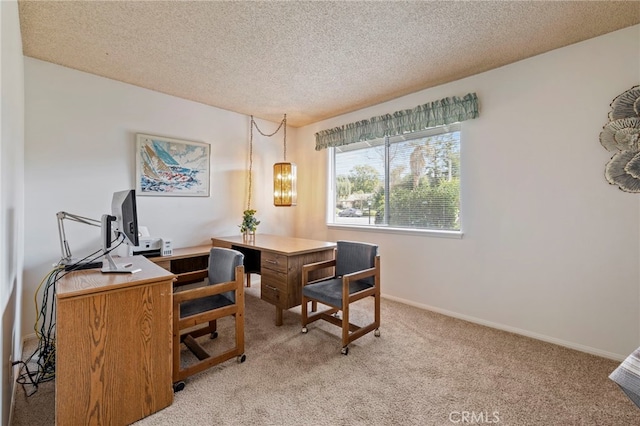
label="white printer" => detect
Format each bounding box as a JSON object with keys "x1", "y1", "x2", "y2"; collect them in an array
[{"x1": 127, "y1": 226, "x2": 173, "y2": 257}]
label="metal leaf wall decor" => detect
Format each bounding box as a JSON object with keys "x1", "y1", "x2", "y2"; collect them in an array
[{"x1": 601, "y1": 85, "x2": 640, "y2": 192}]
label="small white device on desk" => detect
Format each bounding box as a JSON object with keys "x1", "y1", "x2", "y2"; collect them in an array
[{"x1": 126, "y1": 226, "x2": 173, "y2": 257}]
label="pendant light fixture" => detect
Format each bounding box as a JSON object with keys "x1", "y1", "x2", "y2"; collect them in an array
[
  {"x1": 249, "y1": 114, "x2": 297, "y2": 207},
  {"x1": 273, "y1": 114, "x2": 297, "y2": 206}
]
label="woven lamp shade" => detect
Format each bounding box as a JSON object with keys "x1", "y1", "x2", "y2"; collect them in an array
[{"x1": 273, "y1": 162, "x2": 297, "y2": 206}]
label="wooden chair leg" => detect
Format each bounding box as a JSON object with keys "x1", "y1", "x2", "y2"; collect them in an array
[
  {"x1": 342, "y1": 303, "x2": 350, "y2": 349},
  {"x1": 301, "y1": 296, "x2": 308, "y2": 328},
  {"x1": 236, "y1": 282, "x2": 245, "y2": 354},
  {"x1": 246, "y1": 272, "x2": 251, "y2": 287},
  {"x1": 209, "y1": 319, "x2": 218, "y2": 338},
  {"x1": 173, "y1": 305, "x2": 181, "y2": 383}
]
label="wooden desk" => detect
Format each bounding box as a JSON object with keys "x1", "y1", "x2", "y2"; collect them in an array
[
  {"x1": 212, "y1": 234, "x2": 336, "y2": 325},
  {"x1": 148, "y1": 244, "x2": 212, "y2": 286},
  {"x1": 56, "y1": 256, "x2": 175, "y2": 425}
]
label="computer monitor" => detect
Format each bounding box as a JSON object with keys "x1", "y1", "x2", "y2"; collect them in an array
[
  {"x1": 112, "y1": 189, "x2": 140, "y2": 247},
  {"x1": 101, "y1": 189, "x2": 141, "y2": 273}
]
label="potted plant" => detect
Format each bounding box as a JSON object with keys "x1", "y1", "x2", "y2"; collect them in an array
[{"x1": 239, "y1": 209, "x2": 260, "y2": 240}]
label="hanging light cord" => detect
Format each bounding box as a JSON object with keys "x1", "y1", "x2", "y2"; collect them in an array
[
  {"x1": 283, "y1": 114, "x2": 287, "y2": 161},
  {"x1": 247, "y1": 114, "x2": 287, "y2": 210}
]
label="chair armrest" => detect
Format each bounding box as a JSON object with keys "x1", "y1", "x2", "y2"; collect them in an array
[
  {"x1": 303, "y1": 258, "x2": 336, "y2": 272},
  {"x1": 343, "y1": 267, "x2": 376, "y2": 284},
  {"x1": 173, "y1": 281, "x2": 235, "y2": 304},
  {"x1": 302, "y1": 259, "x2": 336, "y2": 286},
  {"x1": 173, "y1": 265, "x2": 244, "y2": 304}
]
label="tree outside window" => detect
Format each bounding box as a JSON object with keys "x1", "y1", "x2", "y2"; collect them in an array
[{"x1": 332, "y1": 124, "x2": 461, "y2": 232}]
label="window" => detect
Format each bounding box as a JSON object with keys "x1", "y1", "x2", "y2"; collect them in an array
[
  {"x1": 330, "y1": 124, "x2": 461, "y2": 233},
  {"x1": 319, "y1": 92, "x2": 476, "y2": 234}
]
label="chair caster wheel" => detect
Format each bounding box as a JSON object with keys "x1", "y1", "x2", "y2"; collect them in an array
[
  {"x1": 341, "y1": 346, "x2": 349, "y2": 355},
  {"x1": 210, "y1": 331, "x2": 218, "y2": 339},
  {"x1": 374, "y1": 329, "x2": 381, "y2": 337},
  {"x1": 237, "y1": 354, "x2": 246, "y2": 363},
  {"x1": 301, "y1": 327, "x2": 308, "y2": 334},
  {"x1": 173, "y1": 381, "x2": 185, "y2": 392}
]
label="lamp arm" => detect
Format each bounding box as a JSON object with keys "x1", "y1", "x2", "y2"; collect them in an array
[{"x1": 56, "y1": 211, "x2": 102, "y2": 262}]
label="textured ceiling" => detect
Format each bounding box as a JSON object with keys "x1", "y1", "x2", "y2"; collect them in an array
[{"x1": 18, "y1": 1, "x2": 640, "y2": 127}]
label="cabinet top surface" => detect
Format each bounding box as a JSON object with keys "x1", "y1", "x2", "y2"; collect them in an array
[
  {"x1": 212, "y1": 234, "x2": 336, "y2": 255},
  {"x1": 148, "y1": 244, "x2": 212, "y2": 262},
  {"x1": 56, "y1": 256, "x2": 176, "y2": 299}
]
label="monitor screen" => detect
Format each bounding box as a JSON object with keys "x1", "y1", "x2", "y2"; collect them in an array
[
  {"x1": 101, "y1": 189, "x2": 142, "y2": 273},
  {"x1": 111, "y1": 189, "x2": 140, "y2": 247}
]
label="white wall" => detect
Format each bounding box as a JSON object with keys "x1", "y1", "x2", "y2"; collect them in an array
[
  {"x1": 1, "y1": 1, "x2": 25, "y2": 424},
  {"x1": 23, "y1": 58, "x2": 297, "y2": 337},
  {"x1": 294, "y1": 25, "x2": 640, "y2": 360}
]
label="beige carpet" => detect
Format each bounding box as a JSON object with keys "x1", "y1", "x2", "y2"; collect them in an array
[{"x1": 11, "y1": 283, "x2": 640, "y2": 425}]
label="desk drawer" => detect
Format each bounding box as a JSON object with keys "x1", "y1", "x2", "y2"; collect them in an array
[
  {"x1": 261, "y1": 268, "x2": 287, "y2": 288},
  {"x1": 261, "y1": 281, "x2": 286, "y2": 307},
  {"x1": 261, "y1": 262, "x2": 290, "y2": 309},
  {"x1": 261, "y1": 252, "x2": 287, "y2": 273}
]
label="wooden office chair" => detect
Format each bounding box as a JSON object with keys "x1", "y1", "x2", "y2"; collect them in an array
[
  {"x1": 172, "y1": 247, "x2": 246, "y2": 391},
  {"x1": 301, "y1": 241, "x2": 380, "y2": 355}
]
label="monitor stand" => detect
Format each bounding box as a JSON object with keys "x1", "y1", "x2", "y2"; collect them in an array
[{"x1": 101, "y1": 253, "x2": 141, "y2": 274}]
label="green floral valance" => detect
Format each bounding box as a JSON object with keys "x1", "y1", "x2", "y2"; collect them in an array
[{"x1": 315, "y1": 92, "x2": 479, "y2": 150}]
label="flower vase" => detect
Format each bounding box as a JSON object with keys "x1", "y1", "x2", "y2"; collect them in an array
[{"x1": 243, "y1": 230, "x2": 255, "y2": 242}]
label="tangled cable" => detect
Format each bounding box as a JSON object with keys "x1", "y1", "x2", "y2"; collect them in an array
[{"x1": 14, "y1": 237, "x2": 124, "y2": 396}]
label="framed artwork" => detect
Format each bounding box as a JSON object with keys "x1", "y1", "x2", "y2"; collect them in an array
[{"x1": 136, "y1": 133, "x2": 210, "y2": 197}]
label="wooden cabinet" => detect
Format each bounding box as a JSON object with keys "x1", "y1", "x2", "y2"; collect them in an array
[
  {"x1": 260, "y1": 251, "x2": 289, "y2": 307},
  {"x1": 55, "y1": 256, "x2": 175, "y2": 425},
  {"x1": 261, "y1": 250, "x2": 333, "y2": 310},
  {"x1": 148, "y1": 245, "x2": 211, "y2": 286}
]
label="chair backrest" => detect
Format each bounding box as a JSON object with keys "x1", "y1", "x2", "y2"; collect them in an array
[
  {"x1": 335, "y1": 241, "x2": 378, "y2": 285},
  {"x1": 208, "y1": 247, "x2": 244, "y2": 300}
]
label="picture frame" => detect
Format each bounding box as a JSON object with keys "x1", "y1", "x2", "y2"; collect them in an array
[{"x1": 136, "y1": 133, "x2": 210, "y2": 197}]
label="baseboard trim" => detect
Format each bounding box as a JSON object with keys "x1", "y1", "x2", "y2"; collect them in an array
[
  {"x1": 8, "y1": 335, "x2": 31, "y2": 426},
  {"x1": 22, "y1": 333, "x2": 37, "y2": 343},
  {"x1": 9, "y1": 366, "x2": 17, "y2": 426},
  {"x1": 381, "y1": 294, "x2": 626, "y2": 362}
]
